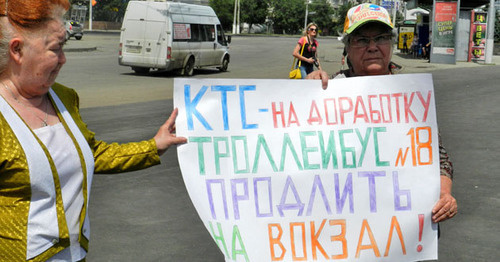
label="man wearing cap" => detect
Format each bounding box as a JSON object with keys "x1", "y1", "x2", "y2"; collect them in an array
[{"x1": 308, "y1": 3, "x2": 458, "y2": 224}]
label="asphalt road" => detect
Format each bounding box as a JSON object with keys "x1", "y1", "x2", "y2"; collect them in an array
[
  {"x1": 59, "y1": 33, "x2": 496, "y2": 108},
  {"x1": 57, "y1": 34, "x2": 500, "y2": 261}
]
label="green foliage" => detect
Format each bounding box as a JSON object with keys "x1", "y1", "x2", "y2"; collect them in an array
[
  {"x1": 240, "y1": 0, "x2": 269, "y2": 32},
  {"x1": 269, "y1": 0, "x2": 305, "y2": 34},
  {"x1": 92, "y1": 0, "x2": 129, "y2": 22},
  {"x1": 309, "y1": 0, "x2": 335, "y2": 36},
  {"x1": 209, "y1": 0, "x2": 235, "y2": 31},
  {"x1": 332, "y1": 2, "x2": 355, "y2": 35}
]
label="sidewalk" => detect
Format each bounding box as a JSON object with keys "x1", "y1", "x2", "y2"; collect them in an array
[
  {"x1": 391, "y1": 49, "x2": 500, "y2": 74},
  {"x1": 63, "y1": 39, "x2": 97, "y2": 52},
  {"x1": 63, "y1": 30, "x2": 120, "y2": 52}
]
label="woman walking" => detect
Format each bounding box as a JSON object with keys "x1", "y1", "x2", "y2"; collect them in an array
[{"x1": 292, "y1": 23, "x2": 322, "y2": 78}]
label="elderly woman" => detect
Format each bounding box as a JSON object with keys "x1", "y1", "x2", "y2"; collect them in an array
[
  {"x1": 308, "y1": 3, "x2": 457, "y2": 224},
  {"x1": 0, "y1": 0, "x2": 186, "y2": 261},
  {"x1": 292, "y1": 22, "x2": 322, "y2": 79}
]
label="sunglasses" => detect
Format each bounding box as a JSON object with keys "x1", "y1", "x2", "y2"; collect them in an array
[{"x1": 308, "y1": 28, "x2": 318, "y2": 32}]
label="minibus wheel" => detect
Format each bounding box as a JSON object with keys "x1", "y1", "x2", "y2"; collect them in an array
[
  {"x1": 183, "y1": 57, "x2": 195, "y2": 76},
  {"x1": 219, "y1": 55, "x2": 229, "y2": 72}
]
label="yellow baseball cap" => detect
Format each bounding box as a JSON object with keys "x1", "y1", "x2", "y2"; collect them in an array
[{"x1": 343, "y1": 3, "x2": 393, "y2": 34}]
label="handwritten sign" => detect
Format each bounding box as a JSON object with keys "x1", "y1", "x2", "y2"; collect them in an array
[{"x1": 174, "y1": 74, "x2": 440, "y2": 262}]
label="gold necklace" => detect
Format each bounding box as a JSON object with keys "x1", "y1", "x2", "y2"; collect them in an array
[{"x1": 1, "y1": 81, "x2": 49, "y2": 127}]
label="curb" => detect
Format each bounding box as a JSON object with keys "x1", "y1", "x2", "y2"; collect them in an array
[
  {"x1": 228, "y1": 33, "x2": 342, "y2": 40},
  {"x1": 64, "y1": 46, "x2": 97, "y2": 52},
  {"x1": 84, "y1": 29, "x2": 121, "y2": 35}
]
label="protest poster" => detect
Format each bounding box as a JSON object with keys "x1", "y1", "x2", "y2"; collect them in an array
[{"x1": 174, "y1": 74, "x2": 440, "y2": 261}]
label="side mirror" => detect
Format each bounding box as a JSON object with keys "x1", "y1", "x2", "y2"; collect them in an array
[{"x1": 227, "y1": 35, "x2": 231, "y2": 44}]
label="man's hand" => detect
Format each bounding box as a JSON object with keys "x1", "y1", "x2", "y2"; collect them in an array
[
  {"x1": 305, "y1": 70, "x2": 329, "y2": 90},
  {"x1": 432, "y1": 176, "x2": 457, "y2": 223}
]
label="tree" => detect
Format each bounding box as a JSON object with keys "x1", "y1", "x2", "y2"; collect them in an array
[
  {"x1": 92, "y1": 0, "x2": 129, "y2": 22},
  {"x1": 269, "y1": 0, "x2": 305, "y2": 34},
  {"x1": 309, "y1": 0, "x2": 334, "y2": 36},
  {"x1": 332, "y1": 2, "x2": 355, "y2": 35},
  {"x1": 210, "y1": 0, "x2": 235, "y2": 31},
  {"x1": 240, "y1": 0, "x2": 269, "y2": 33}
]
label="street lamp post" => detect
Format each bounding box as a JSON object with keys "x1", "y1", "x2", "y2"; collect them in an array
[
  {"x1": 304, "y1": 0, "x2": 316, "y2": 31},
  {"x1": 304, "y1": 0, "x2": 310, "y2": 30},
  {"x1": 237, "y1": 0, "x2": 240, "y2": 34},
  {"x1": 89, "y1": 0, "x2": 93, "y2": 30},
  {"x1": 392, "y1": 0, "x2": 397, "y2": 26},
  {"x1": 232, "y1": 0, "x2": 240, "y2": 34}
]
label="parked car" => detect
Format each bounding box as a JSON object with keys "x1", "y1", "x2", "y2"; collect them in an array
[{"x1": 65, "y1": 20, "x2": 83, "y2": 40}]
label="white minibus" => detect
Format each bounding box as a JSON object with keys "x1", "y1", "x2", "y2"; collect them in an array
[{"x1": 119, "y1": 0, "x2": 231, "y2": 75}]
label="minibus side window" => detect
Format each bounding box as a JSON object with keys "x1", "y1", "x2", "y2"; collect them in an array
[
  {"x1": 209, "y1": 25, "x2": 216, "y2": 42},
  {"x1": 173, "y1": 24, "x2": 216, "y2": 42},
  {"x1": 202, "y1": 24, "x2": 215, "y2": 42},
  {"x1": 197, "y1": 24, "x2": 207, "y2": 41},
  {"x1": 190, "y1": 24, "x2": 201, "y2": 42},
  {"x1": 173, "y1": 23, "x2": 191, "y2": 42}
]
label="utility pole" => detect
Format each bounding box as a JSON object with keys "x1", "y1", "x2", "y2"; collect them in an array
[
  {"x1": 237, "y1": 0, "x2": 240, "y2": 34},
  {"x1": 392, "y1": 0, "x2": 397, "y2": 26},
  {"x1": 89, "y1": 0, "x2": 93, "y2": 31},
  {"x1": 485, "y1": 0, "x2": 496, "y2": 64},
  {"x1": 232, "y1": 0, "x2": 240, "y2": 34},
  {"x1": 403, "y1": 1, "x2": 407, "y2": 20}
]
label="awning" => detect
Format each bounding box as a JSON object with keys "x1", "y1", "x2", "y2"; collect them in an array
[{"x1": 406, "y1": 7, "x2": 430, "y2": 20}]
